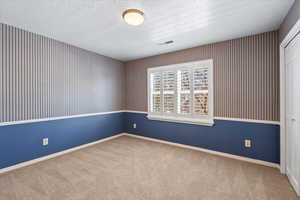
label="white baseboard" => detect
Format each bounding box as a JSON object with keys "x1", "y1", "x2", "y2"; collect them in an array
[
  {"x1": 287, "y1": 168, "x2": 300, "y2": 196},
  {"x1": 0, "y1": 133, "x2": 126, "y2": 175},
  {"x1": 124, "y1": 133, "x2": 280, "y2": 169}
]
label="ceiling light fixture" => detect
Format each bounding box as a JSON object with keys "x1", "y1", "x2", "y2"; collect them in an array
[{"x1": 122, "y1": 9, "x2": 144, "y2": 26}]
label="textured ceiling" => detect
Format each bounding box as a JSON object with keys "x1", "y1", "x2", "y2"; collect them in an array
[{"x1": 0, "y1": 0, "x2": 295, "y2": 61}]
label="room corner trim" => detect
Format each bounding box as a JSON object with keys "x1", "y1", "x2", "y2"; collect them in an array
[
  {"x1": 281, "y1": 18, "x2": 300, "y2": 48},
  {"x1": 0, "y1": 133, "x2": 126, "y2": 175},
  {"x1": 124, "y1": 133, "x2": 280, "y2": 169}
]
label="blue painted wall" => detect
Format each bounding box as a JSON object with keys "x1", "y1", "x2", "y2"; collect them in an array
[
  {"x1": 124, "y1": 112, "x2": 280, "y2": 164},
  {"x1": 0, "y1": 112, "x2": 124, "y2": 169},
  {"x1": 0, "y1": 111, "x2": 280, "y2": 170}
]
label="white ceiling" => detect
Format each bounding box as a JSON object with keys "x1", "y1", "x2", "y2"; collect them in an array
[{"x1": 0, "y1": 0, "x2": 295, "y2": 61}]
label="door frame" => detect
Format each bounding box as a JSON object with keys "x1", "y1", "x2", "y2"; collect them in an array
[{"x1": 280, "y1": 18, "x2": 300, "y2": 176}]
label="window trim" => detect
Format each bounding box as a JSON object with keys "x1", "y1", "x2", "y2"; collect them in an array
[{"x1": 147, "y1": 59, "x2": 214, "y2": 126}]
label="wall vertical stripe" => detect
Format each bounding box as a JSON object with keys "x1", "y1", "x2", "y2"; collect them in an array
[
  {"x1": 0, "y1": 23, "x2": 124, "y2": 123},
  {"x1": 125, "y1": 31, "x2": 279, "y2": 121}
]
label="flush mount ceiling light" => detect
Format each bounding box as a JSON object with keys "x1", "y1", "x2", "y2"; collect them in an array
[{"x1": 122, "y1": 9, "x2": 144, "y2": 26}]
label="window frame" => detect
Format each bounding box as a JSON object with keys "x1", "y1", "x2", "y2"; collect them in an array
[{"x1": 147, "y1": 59, "x2": 214, "y2": 126}]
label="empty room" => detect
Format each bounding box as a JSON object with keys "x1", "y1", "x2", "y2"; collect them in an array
[{"x1": 0, "y1": 0, "x2": 300, "y2": 199}]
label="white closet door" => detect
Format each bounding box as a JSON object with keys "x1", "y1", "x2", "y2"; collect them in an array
[{"x1": 285, "y1": 32, "x2": 300, "y2": 196}]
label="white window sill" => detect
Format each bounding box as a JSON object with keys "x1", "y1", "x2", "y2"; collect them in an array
[{"x1": 147, "y1": 115, "x2": 214, "y2": 126}]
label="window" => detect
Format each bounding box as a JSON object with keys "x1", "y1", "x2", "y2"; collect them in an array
[{"x1": 147, "y1": 59, "x2": 214, "y2": 126}]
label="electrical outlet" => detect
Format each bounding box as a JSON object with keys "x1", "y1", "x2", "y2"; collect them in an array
[
  {"x1": 133, "y1": 123, "x2": 137, "y2": 129},
  {"x1": 244, "y1": 139, "x2": 251, "y2": 148},
  {"x1": 43, "y1": 138, "x2": 48, "y2": 146}
]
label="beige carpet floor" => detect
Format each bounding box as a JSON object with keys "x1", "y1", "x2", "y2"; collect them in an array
[{"x1": 0, "y1": 135, "x2": 298, "y2": 200}]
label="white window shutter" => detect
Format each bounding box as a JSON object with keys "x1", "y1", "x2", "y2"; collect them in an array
[
  {"x1": 178, "y1": 70, "x2": 192, "y2": 114},
  {"x1": 193, "y1": 67, "x2": 209, "y2": 115},
  {"x1": 147, "y1": 59, "x2": 213, "y2": 126},
  {"x1": 162, "y1": 71, "x2": 176, "y2": 113},
  {"x1": 150, "y1": 72, "x2": 161, "y2": 113}
]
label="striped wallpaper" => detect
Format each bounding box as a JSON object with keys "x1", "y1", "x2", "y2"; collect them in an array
[
  {"x1": 0, "y1": 23, "x2": 280, "y2": 123},
  {"x1": 0, "y1": 23, "x2": 124, "y2": 123},
  {"x1": 125, "y1": 31, "x2": 280, "y2": 121}
]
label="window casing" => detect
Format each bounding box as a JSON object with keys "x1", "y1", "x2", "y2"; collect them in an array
[{"x1": 147, "y1": 59, "x2": 214, "y2": 126}]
